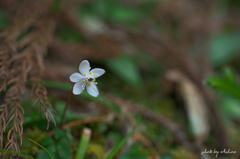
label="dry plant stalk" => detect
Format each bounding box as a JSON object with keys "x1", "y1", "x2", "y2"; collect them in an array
[
  {"x1": 166, "y1": 70, "x2": 209, "y2": 148},
  {"x1": 0, "y1": 0, "x2": 56, "y2": 155}
]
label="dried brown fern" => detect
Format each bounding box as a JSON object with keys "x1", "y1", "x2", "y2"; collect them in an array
[{"x1": 0, "y1": 0, "x2": 56, "y2": 156}]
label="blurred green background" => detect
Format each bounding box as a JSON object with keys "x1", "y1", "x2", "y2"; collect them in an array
[{"x1": 1, "y1": 0, "x2": 240, "y2": 158}]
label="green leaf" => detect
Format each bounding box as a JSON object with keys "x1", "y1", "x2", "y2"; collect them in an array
[
  {"x1": 205, "y1": 68, "x2": 240, "y2": 99},
  {"x1": 41, "y1": 137, "x2": 55, "y2": 147},
  {"x1": 54, "y1": 129, "x2": 65, "y2": 140},
  {"x1": 28, "y1": 138, "x2": 55, "y2": 159},
  {"x1": 105, "y1": 55, "x2": 142, "y2": 88},
  {"x1": 36, "y1": 148, "x2": 58, "y2": 159},
  {"x1": 105, "y1": 126, "x2": 136, "y2": 159},
  {"x1": 57, "y1": 134, "x2": 73, "y2": 159},
  {"x1": 59, "y1": 136, "x2": 72, "y2": 146},
  {"x1": 37, "y1": 132, "x2": 73, "y2": 159},
  {"x1": 210, "y1": 32, "x2": 240, "y2": 67},
  {"x1": 206, "y1": 68, "x2": 240, "y2": 122},
  {"x1": 57, "y1": 144, "x2": 72, "y2": 159},
  {"x1": 0, "y1": 150, "x2": 35, "y2": 159}
]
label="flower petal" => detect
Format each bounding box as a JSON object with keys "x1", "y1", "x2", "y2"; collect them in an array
[
  {"x1": 90, "y1": 68, "x2": 105, "y2": 78},
  {"x1": 79, "y1": 60, "x2": 90, "y2": 76},
  {"x1": 73, "y1": 81, "x2": 86, "y2": 95},
  {"x1": 86, "y1": 82, "x2": 99, "y2": 97},
  {"x1": 70, "y1": 73, "x2": 85, "y2": 82}
]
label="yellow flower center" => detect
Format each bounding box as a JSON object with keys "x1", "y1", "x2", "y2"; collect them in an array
[
  {"x1": 90, "y1": 72, "x2": 93, "y2": 75},
  {"x1": 88, "y1": 84, "x2": 91, "y2": 87},
  {"x1": 93, "y1": 79, "x2": 96, "y2": 82},
  {"x1": 84, "y1": 73, "x2": 86, "y2": 76},
  {"x1": 81, "y1": 80, "x2": 84, "y2": 83}
]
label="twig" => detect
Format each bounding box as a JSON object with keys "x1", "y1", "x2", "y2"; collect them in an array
[
  {"x1": 63, "y1": 116, "x2": 107, "y2": 129},
  {"x1": 49, "y1": 116, "x2": 108, "y2": 137}
]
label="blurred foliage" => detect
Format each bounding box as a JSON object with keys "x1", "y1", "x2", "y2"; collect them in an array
[
  {"x1": 205, "y1": 68, "x2": 240, "y2": 99},
  {"x1": 29, "y1": 138, "x2": 55, "y2": 159},
  {"x1": 86, "y1": 143, "x2": 104, "y2": 159},
  {"x1": 206, "y1": 68, "x2": 240, "y2": 123},
  {"x1": 21, "y1": 128, "x2": 47, "y2": 155},
  {"x1": 1, "y1": 0, "x2": 240, "y2": 158},
  {"x1": 210, "y1": 32, "x2": 240, "y2": 67},
  {"x1": 105, "y1": 55, "x2": 142, "y2": 88},
  {"x1": 36, "y1": 129, "x2": 73, "y2": 159},
  {"x1": 205, "y1": 68, "x2": 240, "y2": 157},
  {"x1": 105, "y1": 126, "x2": 135, "y2": 159},
  {"x1": 78, "y1": 0, "x2": 156, "y2": 27}
]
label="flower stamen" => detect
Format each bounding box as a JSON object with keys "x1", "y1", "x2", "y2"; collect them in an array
[{"x1": 88, "y1": 77, "x2": 94, "y2": 82}]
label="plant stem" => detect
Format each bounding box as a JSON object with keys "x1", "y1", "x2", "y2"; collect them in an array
[{"x1": 59, "y1": 86, "x2": 73, "y2": 128}]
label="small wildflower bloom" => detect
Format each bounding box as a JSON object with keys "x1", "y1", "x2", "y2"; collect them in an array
[{"x1": 69, "y1": 60, "x2": 105, "y2": 97}]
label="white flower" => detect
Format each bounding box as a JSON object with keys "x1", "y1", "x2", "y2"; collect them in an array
[{"x1": 69, "y1": 60, "x2": 105, "y2": 97}]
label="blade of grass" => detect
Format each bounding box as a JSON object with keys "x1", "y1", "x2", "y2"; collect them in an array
[
  {"x1": 105, "y1": 126, "x2": 136, "y2": 159},
  {"x1": 75, "y1": 128, "x2": 92, "y2": 159},
  {"x1": 0, "y1": 150, "x2": 35, "y2": 159},
  {"x1": 28, "y1": 138, "x2": 55, "y2": 159},
  {"x1": 42, "y1": 80, "x2": 121, "y2": 113}
]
